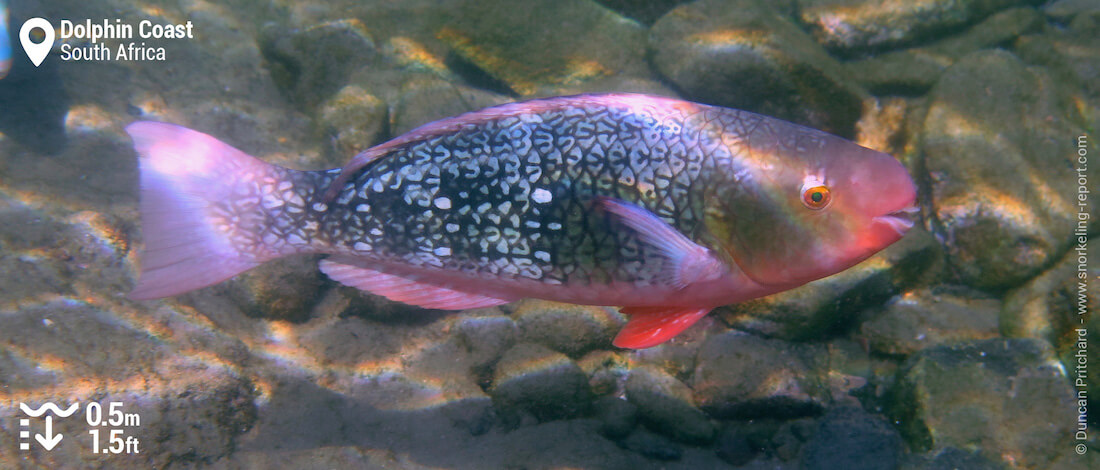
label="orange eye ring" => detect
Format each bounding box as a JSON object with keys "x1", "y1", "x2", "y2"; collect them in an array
[{"x1": 801, "y1": 184, "x2": 831, "y2": 210}]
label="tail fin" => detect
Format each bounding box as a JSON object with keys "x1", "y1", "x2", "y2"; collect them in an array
[{"x1": 127, "y1": 122, "x2": 284, "y2": 300}]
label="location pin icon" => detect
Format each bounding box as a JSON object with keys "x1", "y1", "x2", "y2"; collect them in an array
[{"x1": 20, "y1": 18, "x2": 54, "y2": 67}]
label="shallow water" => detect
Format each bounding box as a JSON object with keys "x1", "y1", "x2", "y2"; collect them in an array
[{"x1": 0, "y1": 0, "x2": 1097, "y2": 468}]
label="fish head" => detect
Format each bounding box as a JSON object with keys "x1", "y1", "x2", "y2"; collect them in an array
[{"x1": 707, "y1": 130, "x2": 917, "y2": 287}]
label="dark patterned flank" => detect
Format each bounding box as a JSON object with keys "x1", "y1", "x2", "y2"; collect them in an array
[{"x1": 251, "y1": 97, "x2": 768, "y2": 287}]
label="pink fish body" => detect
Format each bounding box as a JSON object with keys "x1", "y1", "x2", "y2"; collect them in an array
[{"x1": 127, "y1": 93, "x2": 917, "y2": 348}]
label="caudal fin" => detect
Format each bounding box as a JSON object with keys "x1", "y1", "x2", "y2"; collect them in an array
[{"x1": 127, "y1": 122, "x2": 283, "y2": 300}]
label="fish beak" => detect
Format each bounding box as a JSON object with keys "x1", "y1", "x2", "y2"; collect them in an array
[{"x1": 873, "y1": 206, "x2": 918, "y2": 237}]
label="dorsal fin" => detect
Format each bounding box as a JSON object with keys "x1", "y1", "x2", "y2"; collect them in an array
[{"x1": 322, "y1": 93, "x2": 696, "y2": 201}]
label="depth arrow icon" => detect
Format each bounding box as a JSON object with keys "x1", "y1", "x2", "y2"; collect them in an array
[{"x1": 35, "y1": 416, "x2": 63, "y2": 451}]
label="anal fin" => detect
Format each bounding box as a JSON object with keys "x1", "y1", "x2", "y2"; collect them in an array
[
  {"x1": 320, "y1": 258, "x2": 516, "y2": 310},
  {"x1": 613, "y1": 306, "x2": 711, "y2": 349}
]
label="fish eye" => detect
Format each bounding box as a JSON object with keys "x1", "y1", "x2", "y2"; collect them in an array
[{"x1": 800, "y1": 184, "x2": 831, "y2": 210}]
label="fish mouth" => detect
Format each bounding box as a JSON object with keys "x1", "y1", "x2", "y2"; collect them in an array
[{"x1": 873, "y1": 206, "x2": 918, "y2": 236}]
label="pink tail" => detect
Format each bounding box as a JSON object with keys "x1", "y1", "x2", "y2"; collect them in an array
[{"x1": 127, "y1": 122, "x2": 282, "y2": 299}]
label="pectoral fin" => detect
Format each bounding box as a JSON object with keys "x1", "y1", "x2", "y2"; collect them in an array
[
  {"x1": 595, "y1": 197, "x2": 726, "y2": 289},
  {"x1": 613, "y1": 306, "x2": 711, "y2": 349}
]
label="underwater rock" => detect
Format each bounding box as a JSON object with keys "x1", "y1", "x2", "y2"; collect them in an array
[
  {"x1": 490, "y1": 343, "x2": 592, "y2": 421},
  {"x1": 855, "y1": 97, "x2": 910, "y2": 157},
  {"x1": 437, "y1": 0, "x2": 647, "y2": 95},
  {"x1": 1002, "y1": 249, "x2": 1100, "y2": 422},
  {"x1": 391, "y1": 74, "x2": 511, "y2": 136},
  {"x1": 617, "y1": 428, "x2": 684, "y2": 461},
  {"x1": 889, "y1": 338, "x2": 1076, "y2": 468},
  {"x1": 513, "y1": 300, "x2": 622, "y2": 357},
  {"x1": 404, "y1": 334, "x2": 496, "y2": 402},
  {"x1": 219, "y1": 255, "x2": 326, "y2": 323},
  {"x1": 650, "y1": 0, "x2": 868, "y2": 136},
  {"x1": 316, "y1": 85, "x2": 388, "y2": 166},
  {"x1": 860, "y1": 286, "x2": 1001, "y2": 356},
  {"x1": 625, "y1": 365, "x2": 715, "y2": 444},
  {"x1": 798, "y1": 0, "x2": 1040, "y2": 54},
  {"x1": 1002, "y1": 248, "x2": 1096, "y2": 343},
  {"x1": 260, "y1": 19, "x2": 378, "y2": 110},
  {"x1": 920, "y1": 49, "x2": 1094, "y2": 290},
  {"x1": 714, "y1": 425, "x2": 759, "y2": 466},
  {"x1": 771, "y1": 417, "x2": 817, "y2": 462},
  {"x1": 0, "y1": 202, "x2": 130, "y2": 307},
  {"x1": 577, "y1": 350, "x2": 630, "y2": 397},
  {"x1": 0, "y1": 124, "x2": 138, "y2": 211},
  {"x1": 693, "y1": 332, "x2": 825, "y2": 419},
  {"x1": 142, "y1": 373, "x2": 258, "y2": 466},
  {"x1": 800, "y1": 406, "x2": 902, "y2": 470},
  {"x1": 1043, "y1": 0, "x2": 1100, "y2": 23},
  {"x1": 627, "y1": 337, "x2": 705, "y2": 384},
  {"x1": 592, "y1": 0, "x2": 695, "y2": 25},
  {"x1": 719, "y1": 226, "x2": 942, "y2": 341},
  {"x1": 593, "y1": 395, "x2": 638, "y2": 439},
  {"x1": 226, "y1": 447, "x2": 440, "y2": 469},
  {"x1": 1014, "y1": 10, "x2": 1100, "y2": 134},
  {"x1": 0, "y1": 299, "x2": 256, "y2": 467},
  {"x1": 0, "y1": 300, "x2": 162, "y2": 383},
  {"x1": 844, "y1": 7, "x2": 1046, "y2": 94},
  {"x1": 454, "y1": 314, "x2": 519, "y2": 371},
  {"x1": 903, "y1": 447, "x2": 1008, "y2": 470}
]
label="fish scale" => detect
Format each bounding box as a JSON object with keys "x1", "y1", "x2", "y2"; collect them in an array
[
  {"x1": 126, "y1": 93, "x2": 918, "y2": 348},
  {"x1": 301, "y1": 101, "x2": 718, "y2": 287}
]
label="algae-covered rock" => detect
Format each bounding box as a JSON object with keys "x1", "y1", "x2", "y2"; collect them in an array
[
  {"x1": 593, "y1": 395, "x2": 638, "y2": 439},
  {"x1": 513, "y1": 300, "x2": 623, "y2": 357},
  {"x1": 901, "y1": 447, "x2": 1008, "y2": 470},
  {"x1": 800, "y1": 406, "x2": 903, "y2": 470},
  {"x1": 799, "y1": 0, "x2": 1041, "y2": 54},
  {"x1": 316, "y1": 85, "x2": 388, "y2": 164},
  {"x1": 454, "y1": 314, "x2": 519, "y2": 370},
  {"x1": 692, "y1": 332, "x2": 826, "y2": 418},
  {"x1": 617, "y1": 428, "x2": 684, "y2": 461},
  {"x1": 625, "y1": 365, "x2": 715, "y2": 444},
  {"x1": 1044, "y1": 0, "x2": 1100, "y2": 23},
  {"x1": 714, "y1": 425, "x2": 760, "y2": 466},
  {"x1": 437, "y1": 0, "x2": 648, "y2": 95},
  {"x1": 845, "y1": 7, "x2": 1046, "y2": 94},
  {"x1": 649, "y1": 0, "x2": 868, "y2": 136},
  {"x1": 578, "y1": 350, "x2": 631, "y2": 399},
  {"x1": 1002, "y1": 248, "x2": 1096, "y2": 343},
  {"x1": 920, "y1": 49, "x2": 1094, "y2": 290},
  {"x1": 220, "y1": 255, "x2": 326, "y2": 323},
  {"x1": 592, "y1": 0, "x2": 695, "y2": 25},
  {"x1": 1003, "y1": 245, "x2": 1100, "y2": 434},
  {"x1": 861, "y1": 286, "x2": 1001, "y2": 356},
  {"x1": 142, "y1": 373, "x2": 258, "y2": 466},
  {"x1": 889, "y1": 338, "x2": 1076, "y2": 468},
  {"x1": 490, "y1": 343, "x2": 592, "y2": 421},
  {"x1": 391, "y1": 75, "x2": 511, "y2": 136},
  {"x1": 0, "y1": 201, "x2": 134, "y2": 308},
  {"x1": 260, "y1": 19, "x2": 378, "y2": 110},
  {"x1": 1015, "y1": 10, "x2": 1100, "y2": 134}
]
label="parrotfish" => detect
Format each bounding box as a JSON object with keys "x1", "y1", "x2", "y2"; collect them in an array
[
  {"x1": 0, "y1": 1, "x2": 10, "y2": 79},
  {"x1": 127, "y1": 93, "x2": 917, "y2": 348}
]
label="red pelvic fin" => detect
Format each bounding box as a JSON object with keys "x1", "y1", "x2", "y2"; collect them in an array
[{"x1": 613, "y1": 306, "x2": 711, "y2": 349}]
